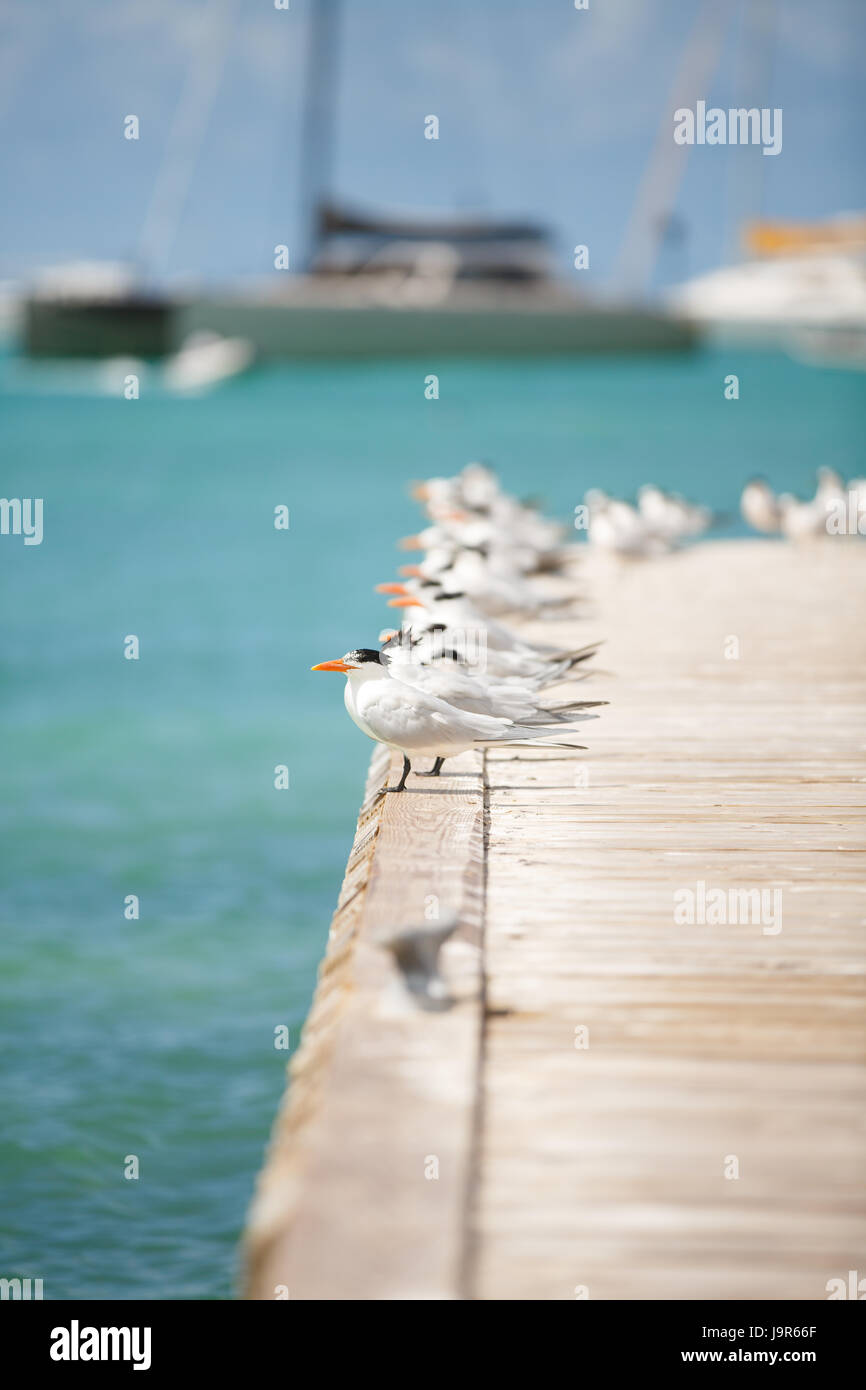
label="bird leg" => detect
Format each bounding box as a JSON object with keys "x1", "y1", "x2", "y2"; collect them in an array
[
  {"x1": 415, "y1": 756, "x2": 445, "y2": 778},
  {"x1": 384, "y1": 753, "x2": 411, "y2": 793}
]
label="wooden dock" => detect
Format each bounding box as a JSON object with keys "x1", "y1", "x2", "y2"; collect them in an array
[{"x1": 244, "y1": 540, "x2": 866, "y2": 1301}]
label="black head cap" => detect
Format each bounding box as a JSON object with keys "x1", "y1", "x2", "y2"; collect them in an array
[{"x1": 345, "y1": 648, "x2": 382, "y2": 665}]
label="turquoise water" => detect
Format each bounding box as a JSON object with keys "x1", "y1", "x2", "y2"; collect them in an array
[{"x1": 2, "y1": 346, "x2": 864, "y2": 1299}]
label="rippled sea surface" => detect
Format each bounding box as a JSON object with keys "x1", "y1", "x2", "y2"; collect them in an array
[{"x1": 2, "y1": 345, "x2": 863, "y2": 1298}]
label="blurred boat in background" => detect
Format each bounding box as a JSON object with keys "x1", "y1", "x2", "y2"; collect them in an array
[
  {"x1": 163, "y1": 330, "x2": 254, "y2": 392},
  {"x1": 20, "y1": 206, "x2": 696, "y2": 361},
  {"x1": 18, "y1": 0, "x2": 696, "y2": 363},
  {"x1": 669, "y1": 213, "x2": 866, "y2": 366}
]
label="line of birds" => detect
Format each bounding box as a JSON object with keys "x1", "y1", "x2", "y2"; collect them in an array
[
  {"x1": 583, "y1": 484, "x2": 713, "y2": 555},
  {"x1": 311, "y1": 461, "x2": 863, "y2": 792},
  {"x1": 312, "y1": 463, "x2": 606, "y2": 792},
  {"x1": 741, "y1": 469, "x2": 866, "y2": 539},
  {"x1": 578, "y1": 467, "x2": 866, "y2": 554}
]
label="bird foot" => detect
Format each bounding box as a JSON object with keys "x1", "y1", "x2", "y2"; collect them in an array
[
  {"x1": 414, "y1": 757, "x2": 445, "y2": 778},
  {"x1": 381, "y1": 754, "x2": 412, "y2": 793}
]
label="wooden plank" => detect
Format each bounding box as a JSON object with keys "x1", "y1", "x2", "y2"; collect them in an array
[
  {"x1": 243, "y1": 538, "x2": 866, "y2": 1302},
  {"x1": 244, "y1": 745, "x2": 485, "y2": 1300},
  {"x1": 473, "y1": 540, "x2": 866, "y2": 1301}
]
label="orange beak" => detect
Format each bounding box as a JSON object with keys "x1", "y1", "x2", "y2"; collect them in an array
[
  {"x1": 398, "y1": 535, "x2": 422, "y2": 550},
  {"x1": 387, "y1": 595, "x2": 425, "y2": 609},
  {"x1": 410, "y1": 482, "x2": 430, "y2": 501},
  {"x1": 311, "y1": 658, "x2": 351, "y2": 672},
  {"x1": 375, "y1": 582, "x2": 411, "y2": 595},
  {"x1": 399, "y1": 564, "x2": 424, "y2": 577}
]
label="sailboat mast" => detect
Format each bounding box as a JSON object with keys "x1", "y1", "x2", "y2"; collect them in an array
[
  {"x1": 614, "y1": 0, "x2": 730, "y2": 298},
  {"x1": 137, "y1": 0, "x2": 240, "y2": 284},
  {"x1": 298, "y1": 0, "x2": 342, "y2": 272}
]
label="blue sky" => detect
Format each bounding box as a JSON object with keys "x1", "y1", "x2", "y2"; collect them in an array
[{"x1": 0, "y1": 0, "x2": 863, "y2": 293}]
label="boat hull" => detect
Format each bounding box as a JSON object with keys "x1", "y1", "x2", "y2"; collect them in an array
[{"x1": 23, "y1": 293, "x2": 697, "y2": 359}]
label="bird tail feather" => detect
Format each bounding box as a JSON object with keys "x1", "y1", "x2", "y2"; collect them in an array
[{"x1": 483, "y1": 740, "x2": 588, "y2": 751}]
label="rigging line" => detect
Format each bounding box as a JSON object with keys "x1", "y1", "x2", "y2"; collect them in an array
[
  {"x1": 138, "y1": 0, "x2": 242, "y2": 283},
  {"x1": 298, "y1": 0, "x2": 342, "y2": 270},
  {"x1": 613, "y1": 0, "x2": 732, "y2": 299},
  {"x1": 724, "y1": 0, "x2": 778, "y2": 266}
]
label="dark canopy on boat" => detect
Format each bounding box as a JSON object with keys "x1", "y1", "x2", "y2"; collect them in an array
[
  {"x1": 312, "y1": 201, "x2": 553, "y2": 280},
  {"x1": 317, "y1": 201, "x2": 550, "y2": 245}
]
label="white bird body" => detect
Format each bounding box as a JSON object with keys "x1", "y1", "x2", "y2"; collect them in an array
[
  {"x1": 586, "y1": 485, "x2": 709, "y2": 554},
  {"x1": 460, "y1": 462, "x2": 501, "y2": 510},
  {"x1": 588, "y1": 497, "x2": 663, "y2": 555},
  {"x1": 406, "y1": 590, "x2": 566, "y2": 656},
  {"x1": 471, "y1": 646, "x2": 577, "y2": 680},
  {"x1": 381, "y1": 644, "x2": 602, "y2": 724},
  {"x1": 419, "y1": 540, "x2": 539, "y2": 582},
  {"x1": 398, "y1": 619, "x2": 595, "y2": 682},
  {"x1": 778, "y1": 468, "x2": 845, "y2": 539},
  {"x1": 408, "y1": 465, "x2": 564, "y2": 568},
  {"x1": 313, "y1": 464, "x2": 606, "y2": 791},
  {"x1": 341, "y1": 659, "x2": 584, "y2": 760},
  {"x1": 414, "y1": 635, "x2": 569, "y2": 682},
  {"x1": 741, "y1": 479, "x2": 781, "y2": 533},
  {"x1": 779, "y1": 493, "x2": 832, "y2": 539},
  {"x1": 637, "y1": 485, "x2": 681, "y2": 541},
  {"x1": 416, "y1": 544, "x2": 461, "y2": 577},
  {"x1": 637, "y1": 485, "x2": 710, "y2": 542},
  {"x1": 743, "y1": 470, "x2": 851, "y2": 540},
  {"x1": 406, "y1": 555, "x2": 559, "y2": 617},
  {"x1": 815, "y1": 467, "x2": 845, "y2": 502}
]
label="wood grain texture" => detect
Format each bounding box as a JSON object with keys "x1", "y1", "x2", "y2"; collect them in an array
[
  {"x1": 244, "y1": 539, "x2": 866, "y2": 1301},
  {"x1": 475, "y1": 539, "x2": 866, "y2": 1301},
  {"x1": 244, "y1": 744, "x2": 485, "y2": 1299}
]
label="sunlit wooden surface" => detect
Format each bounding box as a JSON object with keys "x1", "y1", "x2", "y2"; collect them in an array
[{"x1": 245, "y1": 540, "x2": 866, "y2": 1301}]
